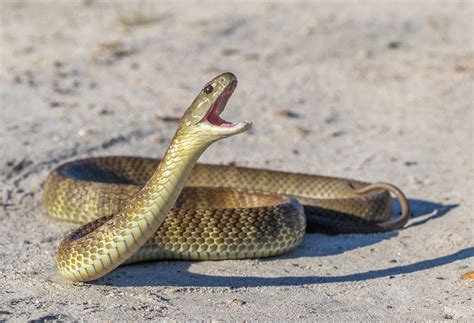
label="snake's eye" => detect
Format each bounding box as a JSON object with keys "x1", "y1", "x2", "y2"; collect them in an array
[{"x1": 203, "y1": 84, "x2": 213, "y2": 94}]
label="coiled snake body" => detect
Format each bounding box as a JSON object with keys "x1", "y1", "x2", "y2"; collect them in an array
[{"x1": 43, "y1": 73, "x2": 410, "y2": 282}]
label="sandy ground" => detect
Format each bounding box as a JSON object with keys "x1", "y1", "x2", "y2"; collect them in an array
[{"x1": 1, "y1": 0, "x2": 473, "y2": 321}]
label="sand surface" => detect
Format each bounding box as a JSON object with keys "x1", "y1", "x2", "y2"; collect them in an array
[{"x1": 1, "y1": 1, "x2": 473, "y2": 320}]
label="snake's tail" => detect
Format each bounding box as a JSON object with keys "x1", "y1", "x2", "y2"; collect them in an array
[{"x1": 354, "y1": 182, "x2": 410, "y2": 231}]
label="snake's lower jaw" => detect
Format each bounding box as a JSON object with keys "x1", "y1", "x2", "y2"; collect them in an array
[
  {"x1": 217, "y1": 120, "x2": 252, "y2": 135},
  {"x1": 199, "y1": 120, "x2": 252, "y2": 137},
  {"x1": 232, "y1": 120, "x2": 252, "y2": 133}
]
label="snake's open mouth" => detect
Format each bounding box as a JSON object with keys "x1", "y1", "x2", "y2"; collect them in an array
[{"x1": 203, "y1": 80, "x2": 238, "y2": 128}]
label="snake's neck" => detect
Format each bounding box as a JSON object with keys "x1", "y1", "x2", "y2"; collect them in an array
[
  {"x1": 135, "y1": 133, "x2": 210, "y2": 220},
  {"x1": 57, "y1": 131, "x2": 211, "y2": 281},
  {"x1": 113, "y1": 131, "x2": 211, "y2": 243}
]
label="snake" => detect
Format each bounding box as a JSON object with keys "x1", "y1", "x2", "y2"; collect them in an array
[{"x1": 43, "y1": 72, "x2": 410, "y2": 282}]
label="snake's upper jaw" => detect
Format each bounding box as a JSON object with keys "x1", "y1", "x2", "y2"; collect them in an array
[{"x1": 201, "y1": 79, "x2": 252, "y2": 135}]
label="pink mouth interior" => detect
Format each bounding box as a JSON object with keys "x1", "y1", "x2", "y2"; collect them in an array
[{"x1": 204, "y1": 81, "x2": 237, "y2": 127}]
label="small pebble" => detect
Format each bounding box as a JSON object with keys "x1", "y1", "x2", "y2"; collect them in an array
[
  {"x1": 404, "y1": 161, "x2": 418, "y2": 166},
  {"x1": 275, "y1": 110, "x2": 300, "y2": 119},
  {"x1": 388, "y1": 41, "x2": 402, "y2": 49},
  {"x1": 460, "y1": 271, "x2": 474, "y2": 281},
  {"x1": 227, "y1": 299, "x2": 246, "y2": 305}
]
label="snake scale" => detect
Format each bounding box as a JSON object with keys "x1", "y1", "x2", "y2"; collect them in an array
[{"x1": 43, "y1": 73, "x2": 410, "y2": 282}]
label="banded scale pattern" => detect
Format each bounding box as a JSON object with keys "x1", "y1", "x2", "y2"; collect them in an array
[{"x1": 45, "y1": 156, "x2": 396, "y2": 227}]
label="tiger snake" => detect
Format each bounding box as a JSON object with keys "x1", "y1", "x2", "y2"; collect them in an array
[{"x1": 43, "y1": 73, "x2": 410, "y2": 282}]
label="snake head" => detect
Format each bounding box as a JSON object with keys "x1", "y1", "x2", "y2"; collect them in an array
[{"x1": 179, "y1": 72, "x2": 252, "y2": 138}]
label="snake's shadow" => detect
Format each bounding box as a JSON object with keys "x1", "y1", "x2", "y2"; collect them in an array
[
  {"x1": 93, "y1": 198, "x2": 461, "y2": 288},
  {"x1": 400, "y1": 198, "x2": 458, "y2": 229}
]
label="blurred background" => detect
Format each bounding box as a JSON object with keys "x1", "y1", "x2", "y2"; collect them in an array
[{"x1": 2, "y1": 1, "x2": 472, "y2": 172}]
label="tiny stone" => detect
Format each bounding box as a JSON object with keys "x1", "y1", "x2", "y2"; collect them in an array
[
  {"x1": 404, "y1": 161, "x2": 418, "y2": 166},
  {"x1": 275, "y1": 110, "x2": 300, "y2": 119},
  {"x1": 331, "y1": 130, "x2": 345, "y2": 137},
  {"x1": 388, "y1": 41, "x2": 402, "y2": 49},
  {"x1": 77, "y1": 129, "x2": 88, "y2": 136},
  {"x1": 228, "y1": 299, "x2": 246, "y2": 305},
  {"x1": 460, "y1": 271, "x2": 474, "y2": 281},
  {"x1": 99, "y1": 108, "x2": 112, "y2": 115}
]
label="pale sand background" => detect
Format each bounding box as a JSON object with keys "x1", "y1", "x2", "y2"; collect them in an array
[{"x1": 1, "y1": 0, "x2": 473, "y2": 320}]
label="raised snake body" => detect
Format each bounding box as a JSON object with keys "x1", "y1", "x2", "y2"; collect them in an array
[{"x1": 43, "y1": 73, "x2": 410, "y2": 282}]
